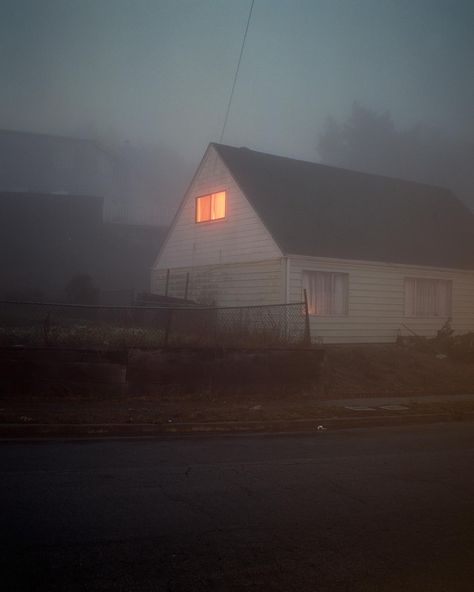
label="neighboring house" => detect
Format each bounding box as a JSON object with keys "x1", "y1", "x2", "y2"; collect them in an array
[
  {"x1": 0, "y1": 129, "x2": 126, "y2": 221},
  {"x1": 151, "y1": 143, "x2": 474, "y2": 344},
  {"x1": 0, "y1": 191, "x2": 167, "y2": 301},
  {"x1": 0, "y1": 191, "x2": 103, "y2": 297}
]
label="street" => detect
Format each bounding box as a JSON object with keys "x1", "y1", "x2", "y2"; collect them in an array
[{"x1": 1, "y1": 423, "x2": 474, "y2": 591}]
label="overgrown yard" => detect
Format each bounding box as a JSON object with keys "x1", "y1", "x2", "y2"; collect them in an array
[
  {"x1": 319, "y1": 343, "x2": 474, "y2": 397},
  {"x1": 1, "y1": 344, "x2": 473, "y2": 426},
  {"x1": 0, "y1": 321, "x2": 166, "y2": 349}
]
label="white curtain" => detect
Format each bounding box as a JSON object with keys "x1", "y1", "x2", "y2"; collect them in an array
[
  {"x1": 436, "y1": 280, "x2": 451, "y2": 316},
  {"x1": 405, "y1": 278, "x2": 451, "y2": 317},
  {"x1": 303, "y1": 271, "x2": 348, "y2": 315}
]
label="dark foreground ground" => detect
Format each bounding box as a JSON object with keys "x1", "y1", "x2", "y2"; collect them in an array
[{"x1": 1, "y1": 424, "x2": 474, "y2": 591}]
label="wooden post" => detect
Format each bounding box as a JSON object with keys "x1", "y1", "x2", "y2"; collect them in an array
[
  {"x1": 303, "y1": 289, "x2": 311, "y2": 346},
  {"x1": 163, "y1": 308, "x2": 173, "y2": 347},
  {"x1": 164, "y1": 269, "x2": 170, "y2": 297},
  {"x1": 184, "y1": 272, "x2": 190, "y2": 301},
  {"x1": 43, "y1": 312, "x2": 51, "y2": 347}
]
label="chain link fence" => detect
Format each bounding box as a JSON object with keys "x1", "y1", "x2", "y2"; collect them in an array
[{"x1": 0, "y1": 300, "x2": 310, "y2": 350}]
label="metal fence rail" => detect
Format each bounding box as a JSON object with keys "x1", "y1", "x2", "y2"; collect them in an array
[{"x1": 0, "y1": 300, "x2": 310, "y2": 350}]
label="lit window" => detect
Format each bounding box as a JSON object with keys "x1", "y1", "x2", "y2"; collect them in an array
[
  {"x1": 303, "y1": 271, "x2": 348, "y2": 316},
  {"x1": 196, "y1": 191, "x2": 226, "y2": 222},
  {"x1": 404, "y1": 278, "x2": 452, "y2": 317}
]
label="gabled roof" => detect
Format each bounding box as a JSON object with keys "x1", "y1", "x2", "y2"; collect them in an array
[
  {"x1": 213, "y1": 143, "x2": 474, "y2": 270},
  {"x1": 0, "y1": 129, "x2": 119, "y2": 199}
]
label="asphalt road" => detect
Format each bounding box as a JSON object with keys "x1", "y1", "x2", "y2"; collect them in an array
[{"x1": 1, "y1": 423, "x2": 474, "y2": 591}]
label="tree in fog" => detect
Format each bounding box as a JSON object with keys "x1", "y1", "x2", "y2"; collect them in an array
[{"x1": 317, "y1": 102, "x2": 474, "y2": 210}]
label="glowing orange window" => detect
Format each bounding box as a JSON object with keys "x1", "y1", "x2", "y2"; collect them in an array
[{"x1": 196, "y1": 191, "x2": 226, "y2": 222}]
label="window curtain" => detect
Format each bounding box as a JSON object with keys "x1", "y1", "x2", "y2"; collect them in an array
[
  {"x1": 211, "y1": 191, "x2": 226, "y2": 219},
  {"x1": 435, "y1": 280, "x2": 451, "y2": 316},
  {"x1": 196, "y1": 195, "x2": 211, "y2": 222},
  {"x1": 303, "y1": 271, "x2": 348, "y2": 315},
  {"x1": 405, "y1": 278, "x2": 451, "y2": 317}
]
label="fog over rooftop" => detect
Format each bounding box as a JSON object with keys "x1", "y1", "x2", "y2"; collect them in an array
[{"x1": 1, "y1": 0, "x2": 473, "y2": 222}]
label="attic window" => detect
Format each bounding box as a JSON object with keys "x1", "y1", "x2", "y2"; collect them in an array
[{"x1": 196, "y1": 191, "x2": 226, "y2": 223}]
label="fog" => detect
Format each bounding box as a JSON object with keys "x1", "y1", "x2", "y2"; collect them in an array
[
  {"x1": 318, "y1": 103, "x2": 474, "y2": 211},
  {"x1": 1, "y1": 6, "x2": 474, "y2": 585},
  {"x1": 1, "y1": 0, "x2": 472, "y2": 224},
  {"x1": 1, "y1": 0, "x2": 473, "y2": 298}
]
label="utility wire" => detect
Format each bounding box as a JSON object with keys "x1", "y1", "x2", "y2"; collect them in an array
[{"x1": 219, "y1": 0, "x2": 255, "y2": 143}]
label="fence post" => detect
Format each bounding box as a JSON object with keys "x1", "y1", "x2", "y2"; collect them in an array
[
  {"x1": 43, "y1": 312, "x2": 51, "y2": 347},
  {"x1": 184, "y1": 272, "x2": 190, "y2": 301},
  {"x1": 163, "y1": 308, "x2": 173, "y2": 347},
  {"x1": 303, "y1": 289, "x2": 311, "y2": 346}
]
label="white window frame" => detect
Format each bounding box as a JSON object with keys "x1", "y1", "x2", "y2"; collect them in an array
[
  {"x1": 303, "y1": 270, "x2": 349, "y2": 316},
  {"x1": 195, "y1": 191, "x2": 226, "y2": 223},
  {"x1": 404, "y1": 277, "x2": 452, "y2": 318}
]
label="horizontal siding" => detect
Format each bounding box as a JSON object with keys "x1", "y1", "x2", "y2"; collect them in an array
[
  {"x1": 151, "y1": 259, "x2": 284, "y2": 307},
  {"x1": 155, "y1": 146, "x2": 281, "y2": 269},
  {"x1": 290, "y1": 255, "x2": 474, "y2": 344}
]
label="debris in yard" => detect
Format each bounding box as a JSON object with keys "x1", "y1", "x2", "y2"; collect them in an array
[
  {"x1": 19, "y1": 416, "x2": 33, "y2": 422},
  {"x1": 168, "y1": 418, "x2": 173, "y2": 423},
  {"x1": 250, "y1": 405, "x2": 263, "y2": 411},
  {"x1": 344, "y1": 406, "x2": 377, "y2": 411},
  {"x1": 317, "y1": 425, "x2": 327, "y2": 431},
  {"x1": 398, "y1": 322, "x2": 474, "y2": 363},
  {"x1": 379, "y1": 404, "x2": 409, "y2": 411}
]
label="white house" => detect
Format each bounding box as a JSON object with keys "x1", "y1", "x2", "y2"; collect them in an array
[{"x1": 151, "y1": 143, "x2": 474, "y2": 344}]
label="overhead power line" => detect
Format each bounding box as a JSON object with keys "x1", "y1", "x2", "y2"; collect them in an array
[{"x1": 219, "y1": 0, "x2": 255, "y2": 143}]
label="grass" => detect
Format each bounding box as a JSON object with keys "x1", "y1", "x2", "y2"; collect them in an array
[{"x1": 0, "y1": 323, "x2": 166, "y2": 349}]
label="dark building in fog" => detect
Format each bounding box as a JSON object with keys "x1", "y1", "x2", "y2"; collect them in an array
[
  {"x1": 0, "y1": 129, "x2": 126, "y2": 221},
  {"x1": 0, "y1": 191, "x2": 103, "y2": 299},
  {"x1": 0, "y1": 191, "x2": 167, "y2": 302},
  {"x1": 0, "y1": 130, "x2": 169, "y2": 301}
]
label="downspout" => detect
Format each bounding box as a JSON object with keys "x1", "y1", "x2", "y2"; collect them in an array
[{"x1": 285, "y1": 256, "x2": 290, "y2": 304}]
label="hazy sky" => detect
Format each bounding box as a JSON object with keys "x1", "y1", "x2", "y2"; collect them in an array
[{"x1": 1, "y1": 0, "x2": 473, "y2": 200}]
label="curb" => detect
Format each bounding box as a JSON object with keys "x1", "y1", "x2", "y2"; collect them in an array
[{"x1": 2, "y1": 412, "x2": 473, "y2": 440}]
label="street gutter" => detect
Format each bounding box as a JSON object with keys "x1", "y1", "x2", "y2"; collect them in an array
[{"x1": 2, "y1": 411, "x2": 474, "y2": 440}]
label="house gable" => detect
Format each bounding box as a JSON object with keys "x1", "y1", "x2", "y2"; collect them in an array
[{"x1": 154, "y1": 144, "x2": 282, "y2": 270}]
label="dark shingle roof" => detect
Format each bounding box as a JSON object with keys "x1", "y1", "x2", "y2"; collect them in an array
[{"x1": 213, "y1": 143, "x2": 474, "y2": 269}]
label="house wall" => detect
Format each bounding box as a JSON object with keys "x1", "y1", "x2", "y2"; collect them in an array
[
  {"x1": 154, "y1": 145, "x2": 281, "y2": 270},
  {"x1": 151, "y1": 259, "x2": 285, "y2": 306},
  {"x1": 289, "y1": 255, "x2": 474, "y2": 344}
]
